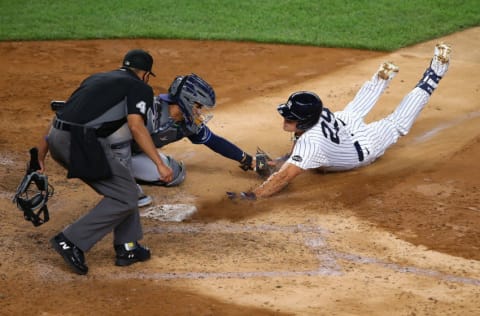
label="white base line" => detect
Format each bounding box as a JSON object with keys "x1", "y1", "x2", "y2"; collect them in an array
[
  {"x1": 414, "y1": 111, "x2": 480, "y2": 143},
  {"x1": 136, "y1": 223, "x2": 480, "y2": 286}
]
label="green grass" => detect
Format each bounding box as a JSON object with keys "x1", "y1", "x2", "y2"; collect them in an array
[{"x1": 0, "y1": 0, "x2": 478, "y2": 50}]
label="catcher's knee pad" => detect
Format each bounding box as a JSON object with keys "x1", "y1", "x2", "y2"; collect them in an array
[
  {"x1": 160, "y1": 154, "x2": 186, "y2": 187},
  {"x1": 132, "y1": 153, "x2": 186, "y2": 186}
]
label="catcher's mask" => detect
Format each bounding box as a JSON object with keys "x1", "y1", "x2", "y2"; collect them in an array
[
  {"x1": 158, "y1": 73, "x2": 216, "y2": 133},
  {"x1": 277, "y1": 91, "x2": 323, "y2": 131},
  {"x1": 13, "y1": 171, "x2": 54, "y2": 227}
]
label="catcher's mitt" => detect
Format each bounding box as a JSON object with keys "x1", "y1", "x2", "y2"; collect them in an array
[{"x1": 255, "y1": 147, "x2": 276, "y2": 179}]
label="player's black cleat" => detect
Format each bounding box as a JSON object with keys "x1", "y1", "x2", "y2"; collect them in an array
[
  {"x1": 50, "y1": 232, "x2": 88, "y2": 275},
  {"x1": 114, "y1": 242, "x2": 151, "y2": 266}
]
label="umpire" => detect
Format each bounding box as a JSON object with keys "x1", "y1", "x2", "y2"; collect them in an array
[{"x1": 36, "y1": 49, "x2": 173, "y2": 275}]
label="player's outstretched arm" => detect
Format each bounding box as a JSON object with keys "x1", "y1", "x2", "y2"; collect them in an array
[{"x1": 253, "y1": 162, "x2": 304, "y2": 198}]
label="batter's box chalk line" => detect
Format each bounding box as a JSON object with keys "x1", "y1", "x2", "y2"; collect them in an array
[
  {"x1": 141, "y1": 204, "x2": 197, "y2": 222},
  {"x1": 113, "y1": 223, "x2": 480, "y2": 286}
]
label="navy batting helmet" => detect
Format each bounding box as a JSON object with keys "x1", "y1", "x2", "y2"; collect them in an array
[{"x1": 277, "y1": 91, "x2": 323, "y2": 130}]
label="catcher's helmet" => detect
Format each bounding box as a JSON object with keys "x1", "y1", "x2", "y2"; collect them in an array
[
  {"x1": 158, "y1": 73, "x2": 216, "y2": 133},
  {"x1": 277, "y1": 91, "x2": 323, "y2": 130}
]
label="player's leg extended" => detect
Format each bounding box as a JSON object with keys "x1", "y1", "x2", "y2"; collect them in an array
[
  {"x1": 343, "y1": 62, "x2": 399, "y2": 119},
  {"x1": 384, "y1": 43, "x2": 451, "y2": 136},
  {"x1": 367, "y1": 43, "x2": 451, "y2": 157}
]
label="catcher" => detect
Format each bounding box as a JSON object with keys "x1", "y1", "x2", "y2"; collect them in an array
[
  {"x1": 229, "y1": 43, "x2": 452, "y2": 200},
  {"x1": 128, "y1": 73, "x2": 258, "y2": 192}
]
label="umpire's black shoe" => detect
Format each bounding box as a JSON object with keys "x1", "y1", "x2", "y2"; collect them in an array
[
  {"x1": 50, "y1": 232, "x2": 88, "y2": 275},
  {"x1": 114, "y1": 242, "x2": 151, "y2": 266}
]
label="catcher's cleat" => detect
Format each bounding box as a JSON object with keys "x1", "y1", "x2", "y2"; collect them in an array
[
  {"x1": 434, "y1": 42, "x2": 451, "y2": 64},
  {"x1": 50, "y1": 232, "x2": 88, "y2": 275},
  {"x1": 377, "y1": 61, "x2": 399, "y2": 80},
  {"x1": 114, "y1": 242, "x2": 151, "y2": 266},
  {"x1": 137, "y1": 195, "x2": 153, "y2": 208}
]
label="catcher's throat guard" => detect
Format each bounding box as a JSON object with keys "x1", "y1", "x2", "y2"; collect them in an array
[{"x1": 12, "y1": 148, "x2": 54, "y2": 227}]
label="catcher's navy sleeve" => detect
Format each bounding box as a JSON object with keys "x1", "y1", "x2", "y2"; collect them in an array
[{"x1": 188, "y1": 125, "x2": 244, "y2": 162}]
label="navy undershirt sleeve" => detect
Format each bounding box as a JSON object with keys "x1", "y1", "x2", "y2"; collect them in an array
[{"x1": 188, "y1": 125, "x2": 244, "y2": 162}]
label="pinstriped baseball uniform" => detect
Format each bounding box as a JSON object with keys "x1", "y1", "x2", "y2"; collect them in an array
[{"x1": 287, "y1": 59, "x2": 447, "y2": 172}]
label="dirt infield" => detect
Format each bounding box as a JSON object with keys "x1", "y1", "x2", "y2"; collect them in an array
[{"x1": 1, "y1": 27, "x2": 479, "y2": 315}]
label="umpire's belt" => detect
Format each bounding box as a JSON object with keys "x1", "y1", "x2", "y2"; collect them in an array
[
  {"x1": 52, "y1": 118, "x2": 109, "y2": 138},
  {"x1": 52, "y1": 118, "x2": 75, "y2": 131}
]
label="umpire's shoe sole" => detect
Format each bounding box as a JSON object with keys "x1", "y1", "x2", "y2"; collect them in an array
[{"x1": 50, "y1": 233, "x2": 88, "y2": 275}]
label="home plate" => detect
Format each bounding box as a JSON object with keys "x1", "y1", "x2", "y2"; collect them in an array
[{"x1": 141, "y1": 204, "x2": 197, "y2": 222}]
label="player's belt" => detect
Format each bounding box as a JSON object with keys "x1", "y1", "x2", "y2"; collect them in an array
[{"x1": 353, "y1": 141, "x2": 364, "y2": 162}]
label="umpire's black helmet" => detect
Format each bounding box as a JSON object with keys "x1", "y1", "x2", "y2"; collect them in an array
[{"x1": 277, "y1": 91, "x2": 323, "y2": 130}]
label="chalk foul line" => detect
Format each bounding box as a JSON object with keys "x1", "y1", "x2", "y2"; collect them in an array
[{"x1": 108, "y1": 222, "x2": 480, "y2": 286}]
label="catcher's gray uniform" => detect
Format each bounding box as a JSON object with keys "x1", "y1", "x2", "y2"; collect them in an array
[{"x1": 129, "y1": 73, "x2": 254, "y2": 183}]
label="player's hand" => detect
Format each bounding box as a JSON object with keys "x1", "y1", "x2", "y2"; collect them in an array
[
  {"x1": 38, "y1": 160, "x2": 46, "y2": 174},
  {"x1": 226, "y1": 191, "x2": 257, "y2": 201}
]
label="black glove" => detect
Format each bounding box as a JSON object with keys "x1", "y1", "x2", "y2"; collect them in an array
[
  {"x1": 239, "y1": 153, "x2": 253, "y2": 171},
  {"x1": 255, "y1": 147, "x2": 276, "y2": 179}
]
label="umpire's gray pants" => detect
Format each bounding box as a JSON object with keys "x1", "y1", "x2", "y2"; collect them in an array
[{"x1": 47, "y1": 127, "x2": 142, "y2": 252}]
